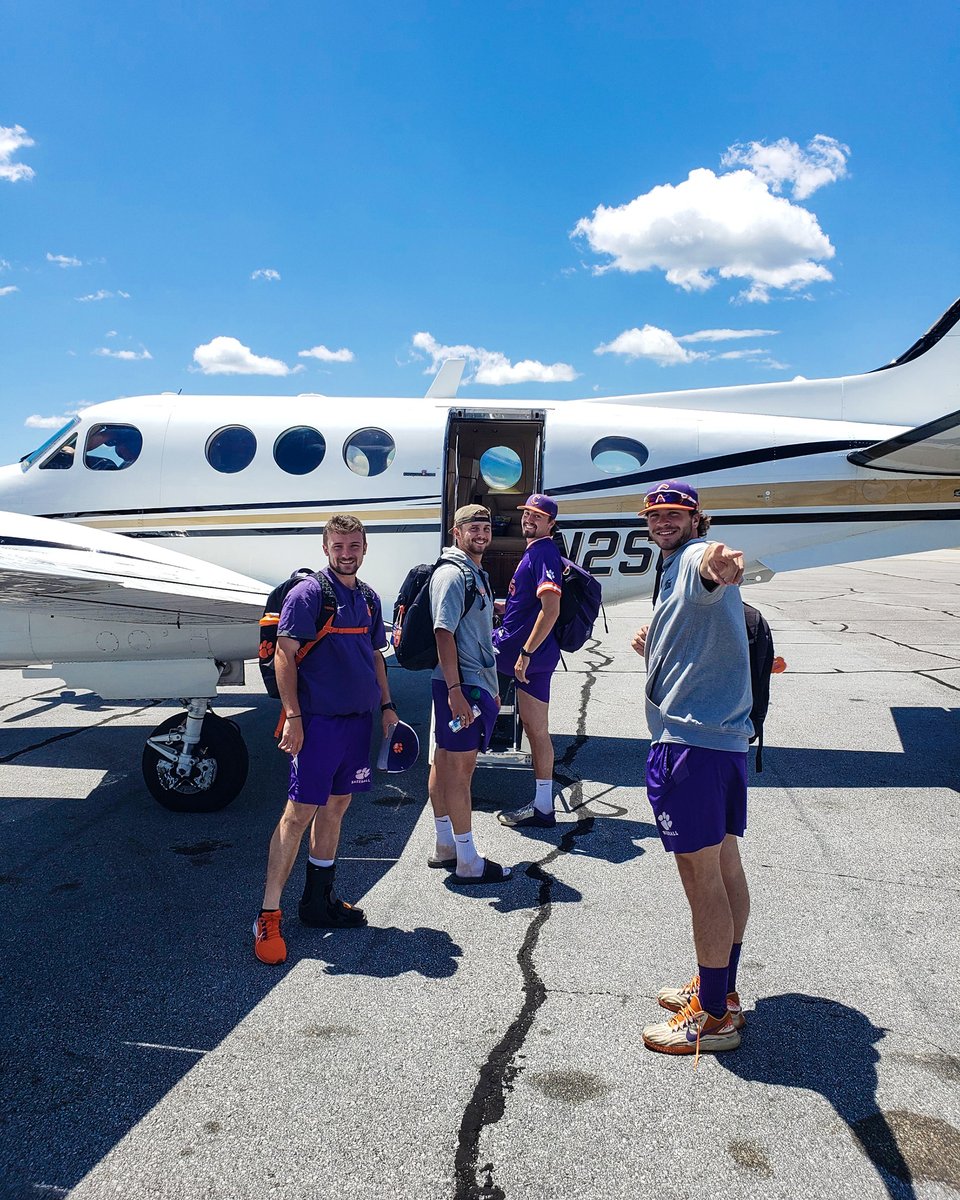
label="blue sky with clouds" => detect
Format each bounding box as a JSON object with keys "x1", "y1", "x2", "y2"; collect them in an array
[{"x1": 1, "y1": 1, "x2": 958, "y2": 453}]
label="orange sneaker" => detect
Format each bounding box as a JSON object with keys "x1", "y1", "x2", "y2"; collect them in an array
[
  {"x1": 253, "y1": 909, "x2": 286, "y2": 964},
  {"x1": 642, "y1": 995, "x2": 741, "y2": 1058},
  {"x1": 657, "y1": 974, "x2": 745, "y2": 1029}
]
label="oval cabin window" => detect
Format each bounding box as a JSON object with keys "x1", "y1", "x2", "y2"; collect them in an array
[
  {"x1": 206, "y1": 426, "x2": 257, "y2": 474},
  {"x1": 343, "y1": 428, "x2": 396, "y2": 477},
  {"x1": 590, "y1": 435, "x2": 649, "y2": 475},
  {"x1": 274, "y1": 426, "x2": 326, "y2": 475},
  {"x1": 479, "y1": 445, "x2": 523, "y2": 492}
]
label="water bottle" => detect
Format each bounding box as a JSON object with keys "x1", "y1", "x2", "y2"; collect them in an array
[{"x1": 448, "y1": 705, "x2": 482, "y2": 733}]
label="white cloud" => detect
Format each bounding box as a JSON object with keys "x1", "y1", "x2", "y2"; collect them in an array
[
  {"x1": 0, "y1": 125, "x2": 35, "y2": 182},
  {"x1": 76, "y1": 289, "x2": 130, "y2": 302},
  {"x1": 47, "y1": 252, "x2": 82, "y2": 268},
  {"x1": 677, "y1": 327, "x2": 778, "y2": 344},
  {"x1": 298, "y1": 344, "x2": 355, "y2": 363},
  {"x1": 595, "y1": 325, "x2": 706, "y2": 365},
  {"x1": 105, "y1": 329, "x2": 118, "y2": 337},
  {"x1": 95, "y1": 346, "x2": 152, "y2": 361},
  {"x1": 251, "y1": 268, "x2": 281, "y2": 282},
  {"x1": 24, "y1": 404, "x2": 89, "y2": 429},
  {"x1": 412, "y1": 331, "x2": 578, "y2": 385},
  {"x1": 0, "y1": 258, "x2": 10, "y2": 271},
  {"x1": 721, "y1": 135, "x2": 850, "y2": 200},
  {"x1": 573, "y1": 149, "x2": 841, "y2": 301},
  {"x1": 0, "y1": 285, "x2": 18, "y2": 297},
  {"x1": 192, "y1": 335, "x2": 303, "y2": 376}
]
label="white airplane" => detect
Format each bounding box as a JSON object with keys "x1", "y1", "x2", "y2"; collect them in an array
[{"x1": 1, "y1": 298, "x2": 958, "y2": 810}]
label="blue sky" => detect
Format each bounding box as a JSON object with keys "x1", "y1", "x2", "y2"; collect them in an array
[{"x1": 1, "y1": 1, "x2": 958, "y2": 456}]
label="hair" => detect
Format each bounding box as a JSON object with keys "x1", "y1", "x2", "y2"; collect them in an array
[
  {"x1": 323, "y1": 513, "x2": 366, "y2": 544},
  {"x1": 696, "y1": 511, "x2": 712, "y2": 537}
]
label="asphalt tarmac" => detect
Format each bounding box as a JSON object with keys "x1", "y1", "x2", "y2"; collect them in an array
[{"x1": 1, "y1": 551, "x2": 959, "y2": 1200}]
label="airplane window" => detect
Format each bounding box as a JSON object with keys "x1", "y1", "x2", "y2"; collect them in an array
[
  {"x1": 40, "y1": 433, "x2": 78, "y2": 470},
  {"x1": 206, "y1": 426, "x2": 257, "y2": 474},
  {"x1": 480, "y1": 446, "x2": 523, "y2": 491},
  {"x1": 84, "y1": 423, "x2": 144, "y2": 471},
  {"x1": 343, "y1": 428, "x2": 395, "y2": 477},
  {"x1": 274, "y1": 426, "x2": 326, "y2": 475},
  {"x1": 21, "y1": 417, "x2": 80, "y2": 468},
  {"x1": 591, "y1": 435, "x2": 649, "y2": 475}
]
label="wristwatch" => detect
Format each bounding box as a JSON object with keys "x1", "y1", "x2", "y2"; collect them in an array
[{"x1": 380, "y1": 701, "x2": 397, "y2": 713}]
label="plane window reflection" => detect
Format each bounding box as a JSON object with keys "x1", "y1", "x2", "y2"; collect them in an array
[
  {"x1": 274, "y1": 426, "x2": 326, "y2": 475},
  {"x1": 40, "y1": 433, "x2": 78, "y2": 470},
  {"x1": 344, "y1": 428, "x2": 395, "y2": 477},
  {"x1": 206, "y1": 426, "x2": 257, "y2": 474},
  {"x1": 84, "y1": 424, "x2": 144, "y2": 471},
  {"x1": 480, "y1": 446, "x2": 523, "y2": 491},
  {"x1": 591, "y1": 435, "x2": 649, "y2": 475}
]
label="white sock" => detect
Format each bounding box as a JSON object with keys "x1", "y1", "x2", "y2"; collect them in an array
[
  {"x1": 454, "y1": 831, "x2": 483, "y2": 876},
  {"x1": 308, "y1": 856, "x2": 334, "y2": 868},
  {"x1": 434, "y1": 815, "x2": 453, "y2": 844},
  {"x1": 534, "y1": 779, "x2": 554, "y2": 814}
]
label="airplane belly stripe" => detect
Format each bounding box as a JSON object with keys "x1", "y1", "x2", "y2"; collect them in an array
[
  {"x1": 119, "y1": 523, "x2": 444, "y2": 538},
  {"x1": 39, "y1": 494, "x2": 442, "y2": 521},
  {"x1": 78, "y1": 506, "x2": 441, "y2": 531}
]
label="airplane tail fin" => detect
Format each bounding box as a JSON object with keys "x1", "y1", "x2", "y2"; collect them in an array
[
  {"x1": 426, "y1": 359, "x2": 466, "y2": 400},
  {"x1": 847, "y1": 406, "x2": 960, "y2": 475}
]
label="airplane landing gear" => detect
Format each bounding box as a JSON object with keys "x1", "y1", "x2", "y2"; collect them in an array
[{"x1": 142, "y1": 699, "x2": 249, "y2": 812}]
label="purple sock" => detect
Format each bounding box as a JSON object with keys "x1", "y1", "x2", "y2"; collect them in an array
[
  {"x1": 697, "y1": 964, "x2": 729, "y2": 1019},
  {"x1": 727, "y1": 942, "x2": 742, "y2": 996}
]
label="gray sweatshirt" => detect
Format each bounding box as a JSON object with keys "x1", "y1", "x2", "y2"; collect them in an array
[
  {"x1": 644, "y1": 538, "x2": 753, "y2": 753},
  {"x1": 429, "y1": 547, "x2": 499, "y2": 699}
]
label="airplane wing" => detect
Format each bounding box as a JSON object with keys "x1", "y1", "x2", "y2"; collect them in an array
[{"x1": 847, "y1": 407, "x2": 960, "y2": 476}]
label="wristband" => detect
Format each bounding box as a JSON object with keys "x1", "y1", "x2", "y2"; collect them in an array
[
  {"x1": 519, "y1": 648, "x2": 532, "y2": 658},
  {"x1": 286, "y1": 714, "x2": 302, "y2": 720},
  {"x1": 448, "y1": 683, "x2": 463, "y2": 691},
  {"x1": 380, "y1": 702, "x2": 397, "y2": 713}
]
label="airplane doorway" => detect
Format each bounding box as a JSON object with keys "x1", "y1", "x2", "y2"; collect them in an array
[
  {"x1": 440, "y1": 409, "x2": 546, "y2": 770},
  {"x1": 441, "y1": 408, "x2": 545, "y2": 599}
]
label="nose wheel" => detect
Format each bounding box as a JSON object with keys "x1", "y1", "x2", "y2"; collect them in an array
[{"x1": 142, "y1": 702, "x2": 249, "y2": 812}]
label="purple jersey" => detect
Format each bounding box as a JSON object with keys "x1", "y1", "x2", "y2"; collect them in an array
[
  {"x1": 277, "y1": 568, "x2": 386, "y2": 717},
  {"x1": 493, "y1": 537, "x2": 563, "y2": 675}
]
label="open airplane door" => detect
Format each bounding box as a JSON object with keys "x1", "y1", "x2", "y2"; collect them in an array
[
  {"x1": 432, "y1": 407, "x2": 547, "y2": 770},
  {"x1": 848, "y1": 407, "x2": 960, "y2": 475}
]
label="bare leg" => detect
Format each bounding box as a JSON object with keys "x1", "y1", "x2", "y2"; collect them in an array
[
  {"x1": 719, "y1": 833, "x2": 750, "y2": 942},
  {"x1": 674, "y1": 842, "x2": 733, "y2": 969},
  {"x1": 308, "y1": 793, "x2": 352, "y2": 861},
  {"x1": 262, "y1": 800, "x2": 318, "y2": 910},
  {"x1": 432, "y1": 747, "x2": 479, "y2": 835},
  {"x1": 517, "y1": 690, "x2": 553, "y2": 781}
]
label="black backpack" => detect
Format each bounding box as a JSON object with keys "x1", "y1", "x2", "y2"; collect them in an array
[
  {"x1": 555, "y1": 558, "x2": 605, "y2": 652},
  {"x1": 743, "y1": 601, "x2": 776, "y2": 772},
  {"x1": 392, "y1": 557, "x2": 479, "y2": 670},
  {"x1": 258, "y1": 568, "x2": 375, "y2": 699}
]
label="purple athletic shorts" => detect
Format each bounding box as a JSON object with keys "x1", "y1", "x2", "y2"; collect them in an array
[
  {"x1": 645, "y1": 742, "x2": 747, "y2": 854},
  {"x1": 432, "y1": 680, "x2": 498, "y2": 752},
  {"x1": 289, "y1": 712, "x2": 374, "y2": 806},
  {"x1": 515, "y1": 672, "x2": 552, "y2": 703}
]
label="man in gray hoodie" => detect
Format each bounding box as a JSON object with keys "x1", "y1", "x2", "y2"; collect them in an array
[
  {"x1": 428, "y1": 504, "x2": 513, "y2": 886},
  {"x1": 631, "y1": 480, "x2": 752, "y2": 1057}
]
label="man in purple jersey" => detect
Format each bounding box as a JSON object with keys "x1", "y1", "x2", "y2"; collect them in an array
[
  {"x1": 253, "y1": 514, "x2": 398, "y2": 966},
  {"x1": 494, "y1": 493, "x2": 564, "y2": 830}
]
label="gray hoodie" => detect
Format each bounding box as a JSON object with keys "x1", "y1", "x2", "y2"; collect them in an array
[{"x1": 429, "y1": 547, "x2": 499, "y2": 699}]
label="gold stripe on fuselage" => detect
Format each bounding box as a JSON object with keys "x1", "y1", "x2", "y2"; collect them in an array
[{"x1": 80, "y1": 506, "x2": 443, "y2": 532}]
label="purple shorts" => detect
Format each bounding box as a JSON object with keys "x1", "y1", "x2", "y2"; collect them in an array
[
  {"x1": 515, "y1": 671, "x2": 552, "y2": 704},
  {"x1": 645, "y1": 742, "x2": 747, "y2": 854},
  {"x1": 432, "y1": 680, "x2": 498, "y2": 752},
  {"x1": 289, "y1": 712, "x2": 374, "y2": 806}
]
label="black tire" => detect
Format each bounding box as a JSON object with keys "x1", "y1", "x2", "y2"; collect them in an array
[{"x1": 141, "y1": 711, "x2": 249, "y2": 813}]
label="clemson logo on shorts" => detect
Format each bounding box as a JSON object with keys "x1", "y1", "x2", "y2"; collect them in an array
[{"x1": 352, "y1": 766, "x2": 371, "y2": 785}]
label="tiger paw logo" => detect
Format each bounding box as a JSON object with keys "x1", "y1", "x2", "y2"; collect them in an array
[
  {"x1": 657, "y1": 811, "x2": 677, "y2": 836},
  {"x1": 392, "y1": 740, "x2": 404, "y2": 754},
  {"x1": 258, "y1": 639, "x2": 272, "y2": 660},
  {"x1": 352, "y1": 766, "x2": 371, "y2": 785}
]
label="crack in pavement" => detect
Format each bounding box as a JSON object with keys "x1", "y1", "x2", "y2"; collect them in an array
[
  {"x1": 452, "y1": 641, "x2": 614, "y2": 1200},
  {"x1": 0, "y1": 702, "x2": 160, "y2": 765}
]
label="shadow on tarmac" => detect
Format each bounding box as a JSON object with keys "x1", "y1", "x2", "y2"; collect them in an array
[
  {"x1": 719, "y1": 994, "x2": 919, "y2": 1200},
  {"x1": 0, "y1": 674, "x2": 477, "y2": 1197}
]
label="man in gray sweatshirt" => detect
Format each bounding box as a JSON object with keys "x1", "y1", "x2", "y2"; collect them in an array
[{"x1": 631, "y1": 480, "x2": 752, "y2": 1057}]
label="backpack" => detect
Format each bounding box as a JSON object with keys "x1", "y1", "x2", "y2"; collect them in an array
[
  {"x1": 258, "y1": 568, "x2": 375, "y2": 699},
  {"x1": 743, "y1": 601, "x2": 776, "y2": 772},
  {"x1": 392, "y1": 557, "x2": 479, "y2": 670},
  {"x1": 554, "y1": 558, "x2": 605, "y2": 652}
]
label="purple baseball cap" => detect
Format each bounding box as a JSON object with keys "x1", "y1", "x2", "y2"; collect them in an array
[
  {"x1": 376, "y1": 719, "x2": 420, "y2": 773},
  {"x1": 640, "y1": 480, "x2": 700, "y2": 514},
  {"x1": 518, "y1": 493, "x2": 558, "y2": 520}
]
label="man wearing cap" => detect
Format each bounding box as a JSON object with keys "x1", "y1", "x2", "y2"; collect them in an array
[
  {"x1": 428, "y1": 504, "x2": 513, "y2": 885},
  {"x1": 493, "y1": 493, "x2": 564, "y2": 829},
  {"x1": 631, "y1": 481, "x2": 753, "y2": 1056}
]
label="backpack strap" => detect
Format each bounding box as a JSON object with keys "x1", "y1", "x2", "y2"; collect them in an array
[{"x1": 434, "y1": 557, "x2": 480, "y2": 620}]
